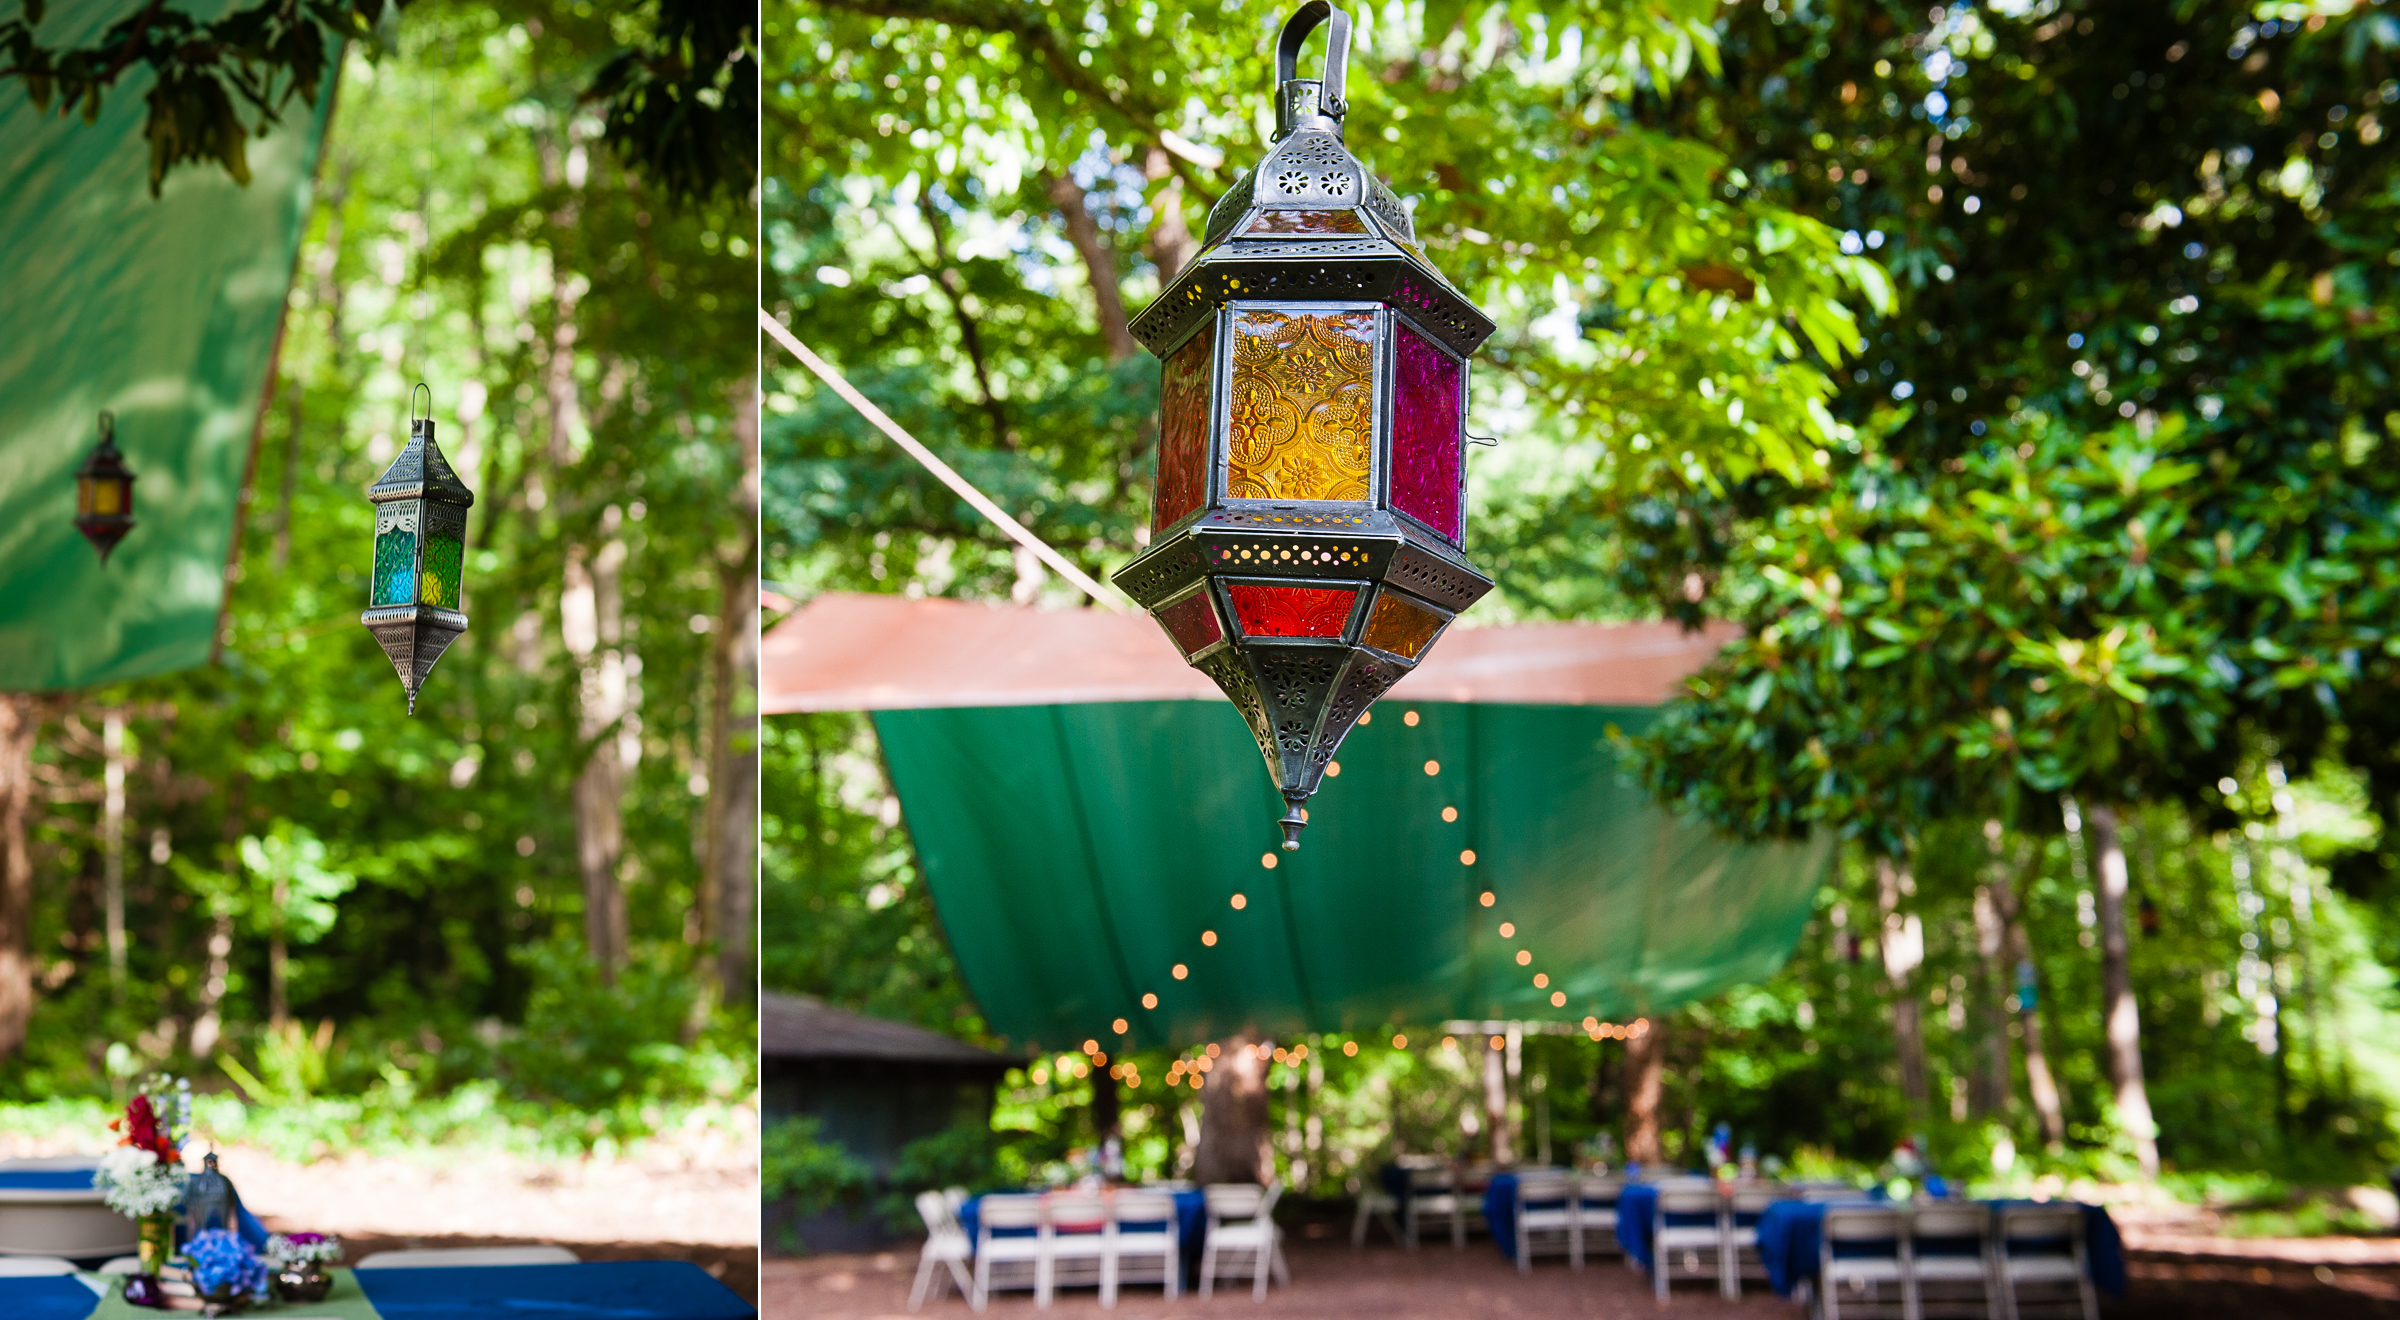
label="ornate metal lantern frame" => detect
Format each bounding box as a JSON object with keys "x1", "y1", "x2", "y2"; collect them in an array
[
  {"x1": 362, "y1": 385, "x2": 474, "y2": 714},
  {"x1": 1115, "y1": 1, "x2": 1499, "y2": 848}
]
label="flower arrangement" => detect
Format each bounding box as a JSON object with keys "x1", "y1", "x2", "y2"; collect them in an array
[
  {"x1": 92, "y1": 1079, "x2": 192, "y2": 1220},
  {"x1": 265, "y1": 1232, "x2": 343, "y2": 1265},
  {"x1": 186, "y1": 1228, "x2": 269, "y2": 1298}
]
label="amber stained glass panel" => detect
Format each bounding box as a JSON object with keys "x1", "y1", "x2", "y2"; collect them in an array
[
  {"x1": 1361, "y1": 592, "x2": 1446, "y2": 659},
  {"x1": 1152, "y1": 321, "x2": 1216, "y2": 532},
  {"x1": 1227, "y1": 310, "x2": 1374, "y2": 503},
  {"x1": 1227, "y1": 583, "x2": 1356, "y2": 638},
  {"x1": 1156, "y1": 590, "x2": 1223, "y2": 657},
  {"x1": 1390, "y1": 323, "x2": 1464, "y2": 540},
  {"x1": 1240, "y1": 209, "x2": 1368, "y2": 236}
]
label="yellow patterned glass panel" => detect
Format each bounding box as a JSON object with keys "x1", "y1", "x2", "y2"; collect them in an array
[
  {"x1": 1361, "y1": 592, "x2": 1445, "y2": 659},
  {"x1": 1226, "y1": 309, "x2": 1374, "y2": 502}
]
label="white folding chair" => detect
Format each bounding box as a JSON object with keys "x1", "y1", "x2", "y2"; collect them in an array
[
  {"x1": 971, "y1": 1193, "x2": 1050, "y2": 1311},
  {"x1": 1047, "y1": 1190, "x2": 1109, "y2": 1300},
  {"x1": 908, "y1": 1190, "x2": 974, "y2": 1312},
  {"x1": 1102, "y1": 1188, "x2": 1180, "y2": 1307},
  {"x1": 1199, "y1": 1181, "x2": 1288, "y2": 1301},
  {"x1": 1993, "y1": 1203, "x2": 2096, "y2": 1320},
  {"x1": 355, "y1": 1247, "x2": 579, "y2": 1268},
  {"x1": 1820, "y1": 1204, "x2": 1911, "y2": 1320},
  {"x1": 1512, "y1": 1170, "x2": 1577, "y2": 1274},
  {"x1": 1723, "y1": 1184, "x2": 1791, "y2": 1297},
  {"x1": 1350, "y1": 1181, "x2": 1402, "y2": 1248},
  {"x1": 1651, "y1": 1185, "x2": 1730, "y2": 1301},
  {"x1": 1907, "y1": 1202, "x2": 1994, "y2": 1319},
  {"x1": 1400, "y1": 1160, "x2": 1464, "y2": 1251},
  {"x1": 0, "y1": 1256, "x2": 78, "y2": 1275},
  {"x1": 1574, "y1": 1176, "x2": 1623, "y2": 1266}
]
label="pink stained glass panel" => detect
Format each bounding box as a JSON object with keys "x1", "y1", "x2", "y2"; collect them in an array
[
  {"x1": 1389, "y1": 322, "x2": 1464, "y2": 541},
  {"x1": 1226, "y1": 584, "x2": 1357, "y2": 638},
  {"x1": 1152, "y1": 321, "x2": 1216, "y2": 533},
  {"x1": 1156, "y1": 590, "x2": 1223, "y2": 658}
]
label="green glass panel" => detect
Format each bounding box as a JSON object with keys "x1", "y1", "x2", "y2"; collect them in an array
[
  {"x1": 420, "y1": 530, "x2": 464, "y2": 609},
  {"x1": 371, "y1": 526, "x2": 417, "y2": 607}
]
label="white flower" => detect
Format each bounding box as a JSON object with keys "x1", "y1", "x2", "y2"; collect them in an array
[{"x1": 93, "y1": 1146, "x2": 187, "y2": 1219}]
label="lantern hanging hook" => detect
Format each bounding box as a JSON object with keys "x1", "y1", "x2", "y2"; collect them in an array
[
  {"x1": 1273, "y1": 2, "x2": 1352, "y2": 135},
  {"x1": 97, "y1": 409, "x2": 115, "y2": 442},
  {"x1": 410, "y1": 382, "x2": 432, "y2": 432}
]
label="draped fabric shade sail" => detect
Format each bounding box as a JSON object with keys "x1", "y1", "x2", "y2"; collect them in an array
[
  {"x1": 766, "y1": 594, "x2": 1831, "y2": 1050},
  {"x1": 0, "y1": 4, "x2": 338, "y2": 689}
]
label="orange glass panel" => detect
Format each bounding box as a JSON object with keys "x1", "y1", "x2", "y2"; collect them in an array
[
  {"x1": 1227, "y1": 584, "x2": 1356, "y2": 638},
  {"x1": 1152, "y1": 321, "x2": 1216, "y2": 532},
  {"x1": 1240, "y1": 209, "x2": 1368, "y2": 236},
  {"x1": 1362, "y1": 592, "x2": 1446, "y2": 659},
  {"x1": 1227, "y1": 310, "x2": 1373, "y2": 502}
]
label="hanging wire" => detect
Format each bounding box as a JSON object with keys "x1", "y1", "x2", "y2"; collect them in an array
[{"x1": 760, "y1": 310, "x2": 1134, "y2": 614}]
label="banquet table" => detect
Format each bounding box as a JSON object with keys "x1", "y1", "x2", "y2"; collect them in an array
[
  {"x1": 1751, "y1": 1198, "x2": 2126, "y2": 1298},
  {"x1": 1614, "y1": 1182, "x2": 1725, "y2": 1273},
  {"x1": 0, "y1": 1260, "x2": 756, "y2": 1320},
  {"x1": 957, "y1": 1189, "x2": 1208, "y2": 1285},
  {"x1": 1483, "y1": 1172, "x2": 1619, "y2": 1262}
]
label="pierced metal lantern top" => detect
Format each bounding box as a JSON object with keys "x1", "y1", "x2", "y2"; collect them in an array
[
  {"x1": 74, "y1": 410, "x2": 138, "y2": 564},
  {"x1": 361, "y1": 385, "x2": 475, "y2": 715},
  {"x1": 1117, "y1": 2, "x2": 1498, "y2": 849}
]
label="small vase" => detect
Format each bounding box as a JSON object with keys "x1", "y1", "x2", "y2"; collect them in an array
[
  {"x1": 273, "y1": 1260, "x2": 333, "y2": 1303},
  {"x1": 136, "y1": 1212, "x2": 174, "y2": 1276}
]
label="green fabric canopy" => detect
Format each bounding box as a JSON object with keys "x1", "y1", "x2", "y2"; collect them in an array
[
  {"x1": 877, "y1": 700, "x2": 1831, "y2": 1052},
  {"x1": 0, "y1": 4, "x2": 337, "y2": 690}
]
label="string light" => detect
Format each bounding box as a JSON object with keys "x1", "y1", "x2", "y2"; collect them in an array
[
  {"x1": 1516, "y1": 950, "x2": 1532, "y2": 966},
  {"x1": 1533, "y1": 973, "x2": 1548, "y2": 988},
  {"x1": 1172, "y1": 963, "x2": 1189, "y2": 980},
  {"x1": 1460, "y1": 849, "x2": 1477, "y2": 865},
  {"x1": 1479, "y1": 891, "x2": 1495, "y2": 907},
  {"x1": 1499, "y1": 922, "x2": 1515, "y2": 937},
  {"x1": 1393, "y1": 1034, "x2": 1408, "y2": 1048},
  {"x1": 1231, "y1": 893, "x2": 1248, "y2": 910},
  {"x1": 1143, "y1": 993, "x2": 1158, "y2": 1009},
  {"x1": 1260, "y1": 852, "x2": 1279, "y2": 869},
  {"x1": 1403, "y1": 710, "x2": 1420, "y2": 727},
  {"x1": 1358, "y1": 711, "x2": 1373, "y2": 725},
  {"x1": 1327, "y1": 761, "x2": 1341, "y2": 777},
  {"x1": 1084, "y1": 1040, "x2": 1099, "y2": 1054},
  {"x1": 1442, "y1": 806, "x2": 1458, "y2": 822},
  {"x1": 1343, "y1": 1040, "x2": 1358, "y2": 1056},
  {"x1": 1424, "y1": 760, "x2": 1440, "y2": 775},
  {"x1": 1112, "y1": 1018, "x2": 1128, "y2": 1034},
  {"x1": 1202, "y1": 930, "x2": 1217, "y2": 946}
]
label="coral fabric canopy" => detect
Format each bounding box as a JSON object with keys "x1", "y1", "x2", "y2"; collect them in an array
[
  {"x1": 0, "y1": 5, "x2": 336, "y2": 690},
  {"x1": 767, "y1": 594, "x2": 1831, "y2": 1051}
]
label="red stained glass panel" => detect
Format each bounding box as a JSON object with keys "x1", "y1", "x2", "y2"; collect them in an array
[
  {"x1": 1152, "y1": 321, "x2": 1216, "y2": 533},
  {"x1": 1389, "y1": 322, "x2": 1464, "y2": 541},
  {"x1": 1226, "y1": 584, "x2": 1357, "y2": 638},
  {"x1": 1156, "y1": 591, "x2": 1223, "y2": 657}
]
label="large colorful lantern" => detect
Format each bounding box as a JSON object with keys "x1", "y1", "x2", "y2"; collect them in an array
[
  {"x1": 362, "y1": 386, "x2": 474, "y2": 714},
  {"x1": 1115, "y1": 1, "x2": 1497, "y2": 849}
]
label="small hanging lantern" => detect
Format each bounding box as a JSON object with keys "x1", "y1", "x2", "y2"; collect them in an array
[
  {"x1": 74, "y1": 410, "x2": 138, "y2": 563},
  {"x1": 361, "y1": 385, "x2": 474, "y2": 715},
  {"x1": 178, "y1": 1151, "x2": 248, "y2": 1240},
  {"x1": 1116, "y1": 1, "x2": 1497, "y2": 849}
]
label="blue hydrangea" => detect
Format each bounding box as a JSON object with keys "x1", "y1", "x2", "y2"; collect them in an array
[{"x1": 186, "y1": 1228, "x2": 268, "y2": 1297}]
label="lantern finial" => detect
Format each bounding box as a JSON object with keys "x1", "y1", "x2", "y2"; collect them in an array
[
  {"x1": 1115, "y1": 2, "x2": 1498, "y2": 846},
  {"x1": 362, "y1": 384, "x2": 474, "y2": 715}
]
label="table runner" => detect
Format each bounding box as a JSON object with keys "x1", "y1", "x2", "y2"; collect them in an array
[
  {"x1": 354, "y1": 1261, "x2": 753, "y2": 1320},
  {"x1": 81, "y1": 1267, "x2": 382, "y2": 1320}
]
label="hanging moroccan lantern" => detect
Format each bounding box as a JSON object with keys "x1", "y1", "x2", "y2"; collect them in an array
[
  {"x1": 362, "y1": 385, "x2": 474, "y2": 715},
  {"x1": 74, "y1": 410, "x2": 137, "y2": 563},
  {"x1": 1114, "y1": 0, "x2": 1496, "y2": 849}
]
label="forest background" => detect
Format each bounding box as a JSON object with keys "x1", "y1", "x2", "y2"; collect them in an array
[
  {"x1": 0, "y1": 0, "x2": 761, "y2": 1163},
  {"x1": 763, "y1": 0, "x2": 2400, "y2": 1238}
]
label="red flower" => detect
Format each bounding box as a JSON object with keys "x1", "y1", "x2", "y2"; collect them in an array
[{"x1": 120, "y1": 1095, "x2": 176, "y2": 1160}]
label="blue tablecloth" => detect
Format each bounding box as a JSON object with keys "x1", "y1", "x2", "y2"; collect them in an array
[
  {"x1": 0, "y1": 1276, "x2": 101, "y2": 1320},
  {"x1": 1613, "y1": 1182, "x2": 1724, "y2": 1273},
  {"x1": 957, "y1": 1190, "x2": 1207, "y2": 1286},
  {"x1": 1753, "y1": 1199, "x2": 2126, "y2": 1297},
  {"x1": 0, "y1": 1261, "x2": 753, "y2": 1320},
  {"x1": 1481, "y1": 1173, "x2": 1633, "y2": 1262},
  {"x1": 355, "y1": 1262, "x2": 753, "y2": 1320}
]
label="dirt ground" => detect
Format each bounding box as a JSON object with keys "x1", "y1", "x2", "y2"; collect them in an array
[{"x1": 765, "y1": 1236, "x2": 2400, "y2": 1320}]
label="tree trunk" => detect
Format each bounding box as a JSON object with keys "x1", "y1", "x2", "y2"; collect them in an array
[
  {"x1": 1623, "y1": 1018, "x2": 1664, "y2": 1164},
  {"x1": 1970, "y1": 882, "x2": 2012, "y2": 1116},
  {"x1": 564, "y1": 518, "x2": 631, "y2": 983},
  {"x1": 103, "y1": 711, "x2": 127, "y2": 998},
  {"x1": 1144, "y1": 145, "x2": 1199, "y2": 282},
  {"x1": 1093, "y1": 1065, "x2": 1121, "y2": 1139},
  {"x1": 1193, "y1": 1036, "x2": 1273, "y2": 1184},
  {"x1": 0, "y1": 697, "x2": 48, "y2": 1061},
  {"x1": 1482, "y1": 1030, "x2": 1514, "y2": 1165},
  {"x1": 1875, "y1": 853, "x2": 1930, "y2": 1116},
  {"x1": 1046, "y1": 174, "x2": 1140, "y2": 361},
  {"x1": 1990, "y1": 847, "x2": 2066, "y2": 1149},
  {"x1": 189, "y1": 911, "x2": 233, "y2": 1059},
  {"x1": 2085, "y1": 803, "x2": 2159, "y2": 1177},
  {"x1": 700, "y1": 380, "x2": 761, "y2": 1004}
]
